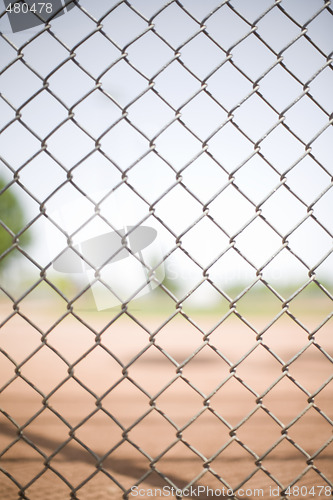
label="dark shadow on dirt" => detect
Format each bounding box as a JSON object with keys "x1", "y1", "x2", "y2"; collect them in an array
[{"x1": 0, "y1": 420, "x2": 251, "y2": 498}]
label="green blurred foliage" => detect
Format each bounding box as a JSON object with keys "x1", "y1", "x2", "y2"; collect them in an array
[{"x1": 0, "y1": 177, "x2": 31, "y2": 269}]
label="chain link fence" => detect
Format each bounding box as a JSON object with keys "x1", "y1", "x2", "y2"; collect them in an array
[{"x1": 0, "y1": 0, "x2": 333, "y2": 499}]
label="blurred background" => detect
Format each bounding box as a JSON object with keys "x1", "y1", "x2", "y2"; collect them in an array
[
  {"x1": 0, "y1": 1, "x2": 332, "y2": 498},
  {"x1": 0, "y1": 0, "x2": 332, "y2": 312}
]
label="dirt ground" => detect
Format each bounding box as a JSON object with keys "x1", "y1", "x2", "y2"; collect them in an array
[{"x1": 0, "y1": 300, "x2": 332, "y2": 500}]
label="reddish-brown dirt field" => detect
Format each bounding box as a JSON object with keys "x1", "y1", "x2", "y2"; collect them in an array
[{"x1": 0, "y1": 300, "x2": 332, "y2": 500}]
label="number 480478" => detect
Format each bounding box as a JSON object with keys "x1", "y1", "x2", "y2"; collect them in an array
[
  {"x1": 6, "y1": 3, "x2": 53, "y2": 14},
  {"x1": 284, "y1": 485, "x2": 332, "y2": 496}
]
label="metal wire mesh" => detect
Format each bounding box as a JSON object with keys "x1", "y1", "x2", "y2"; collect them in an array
[{"x1": 0, "y1": 0, "x2": 332, "y2": 499}]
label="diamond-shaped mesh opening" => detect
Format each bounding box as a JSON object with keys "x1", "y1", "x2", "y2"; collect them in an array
[
  {"x1": 234, "y1": 93, "x2": 278, "y2": 142},
  {"x1": 258, "y1": 6, "x2": 300, "y2": 53},
  {"x1": 1, "y1": 375, "x2": 43, "y2": 425},
  {"x1": 235, "y1": 281, "x2": 283, "y2": 326},
  {"x1": 153, "y1": 314, "x2": 204, "y2": 365},
  {"x1": 235, "y1": 218, "x2": 282, "y2": 269},
  {"x1": 47, "y1": 377, "x2": 96, "y2": 427},
  {"x1": 288, "y1": 218, "x2": 332, "y2": 268},
  {"x1": 70, "y1": 152, "x2": 121, "y2": 198},
  {"x1": 260, "y1": 249, "x2": 308, "y2": 296},
  {"x1": 0, "y1": 61, "x2": 42, "y2": 108},
  {"x1": 19, "y1": 152, "x2": 67, "y2": 202},
  {"x1": 20, "y1": 344, "x2": 69, "y2": 394},
  {"x1": 262, "y1": 314, "x2": 308, "y2": 360},
  {"x1": 180, "y1": 32, "x2": 226, "y2": 80},
  {"x1": 288, "y1": 407, "x2": 333, "y2": 455},
  {"x1": 236, "y1": 407, "x2": 282, "y2": 456},
  {"x1": 207, "y1": 4, "x2": 250, "y2": 50},
  {"x1": 181, "y1": 91, "x2": 228, "y2": 140},
  {"x1": 282, "y1": 36, "x2": 327, "y2": 83},
  {"x1": 129, "y1": 154, "x2": 175, "y2": 204},
  {"x1": 1, "y1": 125, "x2": 41, "y2": 171},
  {"x1": 231, "y1": 32, "x2": 277, "y2": 81},
  {"x1": 24, "y1": 469, "x2": 72, "y2": 500},
  {"x1": 129, "y1": 91, "x2": 175, "y2": 138},
  {"x1": 259, "y1": 123, "x2": 305, "y2": 174},
  {"x1": 0, "y1": 438, "x2": 45, "y2": 486},
  {"x1": 103, "y1": 4, "x2": 147, "y2": 47},
  {"x1": 287, "y1": 281, "x2": 333, "y2": 330},
  {"x1": 49, "y1": 439, "x2": 98, "y2": 485},
  {"x1": 261, "y1": 186, "x2": 307, "y2": 235},
  {"x1": 208, "y1": 60, "x2": 253, "y2": 110},
  {"x1": 74, "y1": 409, "x2": 124, "y2": 455},
  {"x1": 260, "y1": 63, "x2": 303, "y2": 112},
  {"x1": 287, "y1": 344, "x2": 333, "y2": 393},
  {"x1": 47, "y1": 316, "x2": 95, "y2": 363},
  {"x1": 101, "y1": 378, "x2": 149, "y2": 427},
  {"x1": 1, "y1": 1, "x2": 332, "y2": 498},
  {"x1": 100, "y1": 59, "x2": 148, "y2": 108},
  {"x1": 155, "y1": 120, "x2": 202, "y2": 170},
  {"x1": 209, "y1": 184, "x2": 254, "y2": 234},
  {"x1": 0, "y1": 314, "x2": 41, "y2": 364},
  {"x1": 209, "y1": 440, "x2": 256, "y2": 490},
  {"x1": 127, "y1": 31, "x2": 174, "y2": 78},
  {"x1": 182, "y1": 345, "x2": 231, "y2": 395},
  {"x1": 23, "y1": 408, "x2": 70, "y2": 456},
  {"x1": 155, "y1": 185, "x2": 204, "y2": 234},
  {"x1": 74, "y1": 32, "x2": 121, "y2": 78},
  {"x1": 127, "y1": 409, "x2": 176, "y2": 458},
  {"x1": 263, "y1": 438, "x2": 307, "y2": 485},
  {"x1": 208, "y1": 314, "x2": 256, "y2": 364},
  {"x1": 181, "y1": 153, "x2": 228, "y2": 202},
  {"x1": 234, "y1": 344, "x2": 283, "y2": 394},
  {"x1": 47, "y1": 130, "x2": 94, "y2": 174},
  {"x1": 307, "y1": 7, "x2": 333, "y2": 53},
  {"x1": 210, "y1": 377, "x2": 256, "y2": 426},
  {"x1": 73, "y1": 91, "x2": 122, "y2": 138},
  {"x1": 155, "y1": 60, "x2": 201, "y2": 109},
  {"x1": 100, "y1": 317, "x2": 148, "y2": 365},
  {"x1": 48, "y1": 59, "x2": 94, "y2": 107},
  {"x1": 285, "y1": 96, "x2": 328, "y2": 144},
  {"x1": 208, "y1": 121, "x2": 254, "y2": 172},
  {"x1": 17, "y1": 281, "x2": 68, "y2": 330},
  {"x1": 21, "y1": 90, "x2": 67, "y2": 138},
  {"x1": 154, "y1": 440, "x2": 204, "y2": 485},
  {"x1": 73, "y1": 345, "x2": 123, "y2": 395},
  {"x1": 234, "y1": 155, "x2": 279, "y2": 204},
  {"x1": 263, "y1": 377, "x2": 309, "y2": 425},
  {"x1": 102, "y1": 441, "x2": 151, "y2": 490},
  {"x1": 180, "y1": 281, "x2": 230, "y2": 325},
  {"x1": 181, "y1": 409, "x2": 230, "y2": 458},
  {"x1": 209, "y1": 249, "x2": 257, "y2": 297},
  {"x1": 155, "y1": 377, "x2": 204, "y2": 428},
  {"x1": 154, "y1": 2, "x2": 199, "y2": 48},
  {"x1": 286, "y1": 155, "x2": 331, "y2": 205},
  {"x1": 128, "y1": 347, "x2": 177, "y2": 396}
]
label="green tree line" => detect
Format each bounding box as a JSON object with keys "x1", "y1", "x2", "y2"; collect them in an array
[{"x1": 0, "y1": 177, "x2": 30, "y2": 270}]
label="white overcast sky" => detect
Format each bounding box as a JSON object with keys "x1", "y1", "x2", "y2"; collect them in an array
[{"x1": 0, "y1": 0, "x2": 332, "y2": 304}]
